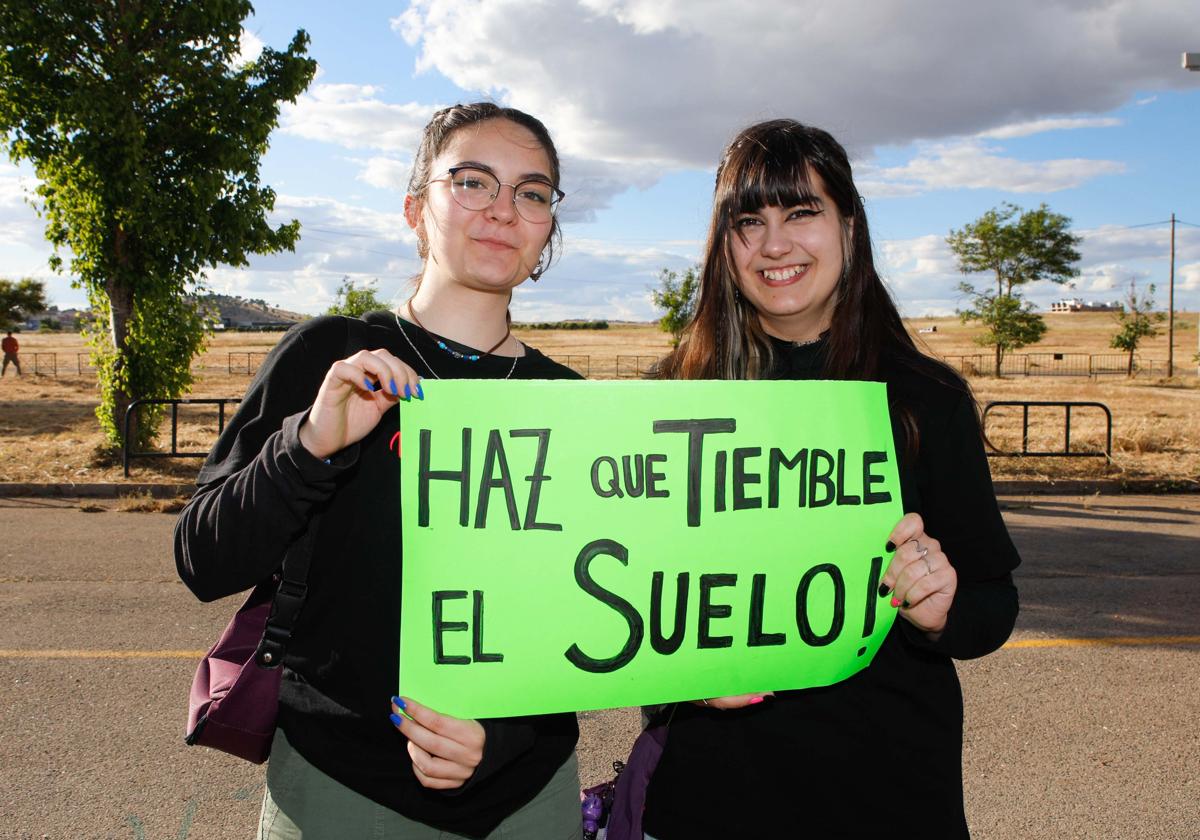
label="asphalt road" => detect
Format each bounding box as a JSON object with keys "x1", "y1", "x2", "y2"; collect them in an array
[{"x1": 1, "y1": 494, "x2": 1198, "y2": 839}]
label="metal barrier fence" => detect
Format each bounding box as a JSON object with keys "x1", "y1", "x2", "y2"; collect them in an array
[
  {"x1": 122, "y1": 397, "x2": 242, "y2": 477},
  {"x1": 24, "y1": 352, "x2": 93, "y2": 376},
  {"x1": 548, "y1": 355, "x2": 665, "y2": 379},
  {"x1": 14, "y1": 349, "x2": 1181, "y2": 380},
  {"x1": 616, "y1": 355, "x2": 660, "y2": 378},
  {"x1": 227, "y1": 351, "x2": 269, "y2": 375},
  {"x1": 943, "y1": 352, "x2": 1167, "y2": 378},
  {"x1": 981, "y1": 400, "x2": 1112, "y2": 459},
  {"x1": 554, "y1": 354, "x2": 591, "y2": 378}
]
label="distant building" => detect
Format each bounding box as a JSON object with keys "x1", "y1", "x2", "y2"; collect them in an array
[
  {"x1": 1049, "y1": 298, "x2": 1122, "y2": 313},
  {"x1": 24, "y1": 306, "x2": 89, "y2": 330}
]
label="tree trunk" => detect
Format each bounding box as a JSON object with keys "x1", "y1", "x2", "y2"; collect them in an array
[
  {"x1": 106, "y1": 278, "x2": 136, "y2": 445},
  {"x1": 994, "y1": 344, "x2": 1002, "y2": 378},
  {"x1": 1127, "y1": 349, "x2": 1135, "y2": 378}
]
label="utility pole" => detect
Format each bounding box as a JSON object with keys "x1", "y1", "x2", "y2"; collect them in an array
[
  {"x1": 1168, "y1": 212, "x2": 1175, "y2": 378},
  {"x1": 1188, "y1": 53, "x2": 1199, "y2": 378}
]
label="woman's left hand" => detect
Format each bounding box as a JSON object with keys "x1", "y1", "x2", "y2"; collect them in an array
[
  {"x1": 881, "y1": 513, "x2": 957, "y2": 639},
  {"x1": 390, "y1": 696, "x2": 485, "y2": 790}
]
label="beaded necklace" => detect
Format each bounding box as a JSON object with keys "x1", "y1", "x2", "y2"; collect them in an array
[
  {"x1": 393, "y1": 312, "x2": 519, "y2": 380},
  {"x1": 406, "y1": 302, "x2": 511, "y2": 362}
]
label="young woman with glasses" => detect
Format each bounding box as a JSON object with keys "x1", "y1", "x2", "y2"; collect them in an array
[
  {"x1": 642, "y1": 119, "x2": 1021, "y2": 838},
  {"x1": 176, "y1": 103, "x2": 583, "y2": 839}
]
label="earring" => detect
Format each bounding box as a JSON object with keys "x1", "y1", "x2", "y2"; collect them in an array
[{"x1": 530, "y1": 252, "x2": 547, "y2": 282}]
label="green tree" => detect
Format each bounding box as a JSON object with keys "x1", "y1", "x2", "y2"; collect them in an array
[
  {"x1": 957, "y1": 284, "x2": 1047, "y2": 376},
  {"x1": 0, "y1": 277, "x2": 49, "y2": 328},
  {"x1": 948, "y1": 203, "x2": 1079, "y2": 373},
  {"x1": 0, "y1": 2, "x2": 316, "y2": 447},
  {"x1": 947, "y1": 203, "x2": 1082, "y2": 296},
  {"x1": 1110, "y1": 280, "x2": 1164, "y2": 377},
  {"x1": 326, "y1": 277, "x2": 388, "y2": 318},
  {"x1": 651, "y1": 266, "x2": 699, "y2": 346}
]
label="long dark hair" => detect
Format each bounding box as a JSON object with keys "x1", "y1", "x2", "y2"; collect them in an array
[
  {"x1": 407, "y1": 102, "x2": 563, "y2": 281},
  {"x1": 656, "y1": 119, "x2": 968, "y2": 451}
]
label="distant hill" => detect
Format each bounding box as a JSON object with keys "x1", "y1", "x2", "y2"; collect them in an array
[{"x1": 199, "y1": 294, "x2": 310, "y2": 330}]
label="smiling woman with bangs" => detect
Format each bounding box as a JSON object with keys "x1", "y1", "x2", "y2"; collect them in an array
[{"x1": 646, "y1": 119, "x2": 1021, "y2": 838}]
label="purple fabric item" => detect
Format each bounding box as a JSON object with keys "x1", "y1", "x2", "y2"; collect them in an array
[
  {"x1": 185, "y1": 581, "x2": 281, "y2": 764},
  {"x1": 604, "y1": 724, "x2": 668, "y2": 840}
]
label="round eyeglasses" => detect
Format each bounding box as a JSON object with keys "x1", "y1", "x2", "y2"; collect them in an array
[{"x1": 430, "y1": 166, "x2": 565, "y2": 224}]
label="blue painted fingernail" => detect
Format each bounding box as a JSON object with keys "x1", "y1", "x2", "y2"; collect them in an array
[
  {"x1": 389, "y1": 712, "x2": 404, "y2": 727},
  {"x1": 392, "y1": 696, "x2": 406, "y2": 710},
  {"x1": 885, "y1": 541, "x2": 896, "y2": 553},
  {"x1": 364, "y1": 377, "x2": 380, "y2": 391},
  {"x1": 416, "y1": 382, "x2": 424, "y2": 400},
  {"x1": 389, "y1": 378, "x2": 398, "y2": 396},
  {"x1": 403, "y1": 383, "x2": 412, "y2": 400}
]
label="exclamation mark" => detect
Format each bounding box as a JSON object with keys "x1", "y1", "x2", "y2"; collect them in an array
[{"x1": 858, "y1": 555, "x2": 884, "y2": 656}]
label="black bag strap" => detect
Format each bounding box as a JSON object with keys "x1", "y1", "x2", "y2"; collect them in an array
[{"x1": 255, "y1": 315, "x2": 372, "y2": 668}]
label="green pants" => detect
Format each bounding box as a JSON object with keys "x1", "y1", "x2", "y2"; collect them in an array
[{"x1": 258, "y1": 729, "x2": 582, "y2": 839}]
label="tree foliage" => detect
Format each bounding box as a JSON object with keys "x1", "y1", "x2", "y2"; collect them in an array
[
  {"x1": 0, "y1": 1, "x2": 316, "y2": 447},
  {"x1": 326, "y1": 277, "x2": 388, "y2": 318},
  {"x1": 0, "y1": 277, "x2": 49, "y2": 328},
  {"x1": 947, "y1": 203, "x2": 1082, "y2": 296},
  {"x1": 1110, "y1": 280, "x2": 1164, "y2": 377},
  {"x1": 957, "y1": 283, "x2": 1047, "y2": 375},
  {"x1": 651, "y1": 266, "x2": 699, "y2": 346}
]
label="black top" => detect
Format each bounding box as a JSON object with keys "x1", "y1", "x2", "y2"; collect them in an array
[
  {"x1": 174, "y1": 312, "x2": 582, "y2": 837},
  {"x1": 642, "y1": 337, "x2": 1020, "y2": 839}
]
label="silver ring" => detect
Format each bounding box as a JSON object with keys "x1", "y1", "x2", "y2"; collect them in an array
[
  {"x1": 702, "y1": 698, "x2": 710, "y2": 706},
  {"x1": 923, "y1": 556, "x2": 933, "y2": 576}
]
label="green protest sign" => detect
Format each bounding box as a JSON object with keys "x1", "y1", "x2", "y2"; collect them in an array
[{"x1": 399, "y1": 380, "x2": 902, "y2": 719}]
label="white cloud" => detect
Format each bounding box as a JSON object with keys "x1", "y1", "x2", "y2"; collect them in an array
[
  {"x1": 0, "y1": 163, "x2": 47, "y2": 248},
  {"x1": 237, "y1": 29, "x2": 265, "y2": 66},
  {"x1": 280, "y1": 85, "x2": 436, "y2": 152},
  {"x1": 397, "y1": 0, "x2": 1199, "y2": 168},
  {"x1": 1072, "y1": 264, "x2": 1150, "y2": 295},
  {"x1": 860, "y1": 139, "x2": 1125, "y2": 198},
  {"x1": 1179, "y1": 263, "x2": 1200, "y2": 292},
  {"x1": 977, "y1": 117, "x2": 1122, "y2": 140},
  {"x1": 355, "y1": 157, "x2": 413, "y2": 192},
  {"x1": 1079, "y1": 224, "x2": 1200, "y2": 266}
]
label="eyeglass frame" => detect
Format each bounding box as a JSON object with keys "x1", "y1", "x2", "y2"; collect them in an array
[{"x1": 426, "y1": 166, "x2": 566, "y2": 222}]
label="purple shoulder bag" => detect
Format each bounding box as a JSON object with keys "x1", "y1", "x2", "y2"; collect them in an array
[
  {"x1": 185, "y1": 525, "x2": 318, "y2": 764},
  {"x1": 185, "y1": 316, "x2": 365, "y2": 763}
]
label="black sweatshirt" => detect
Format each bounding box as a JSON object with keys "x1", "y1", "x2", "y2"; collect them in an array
[
  {"x1": 642, "y1": 337, "x2": 1021, "y2": 839},
  {"x1": 175, "y1": 312, "x2": 581, "y2": 837}
]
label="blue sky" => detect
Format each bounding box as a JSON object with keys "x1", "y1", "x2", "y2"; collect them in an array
[{"x1": 2, "y1": 0, "x2": 1198, "y2": 321}]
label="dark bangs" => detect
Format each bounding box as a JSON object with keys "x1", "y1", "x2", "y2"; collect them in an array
[{"x1": 715, "y1": 122, "x2": 823, "y2": 220}]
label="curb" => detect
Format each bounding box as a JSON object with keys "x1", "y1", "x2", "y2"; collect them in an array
[
  {"x1": 0, "y1": 483, "x2": 192, "y2": 499},
  {"x1": 994, "y1": 479, "x2": 1200, "y2": 495},
  {"x1": 2, "y1": 480, "x2": 1196, "y2": 499}
]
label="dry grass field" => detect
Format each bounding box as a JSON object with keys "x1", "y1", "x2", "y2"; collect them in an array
[{"x1": 1, "y1": 312, "x2": 1198, "y2": 487}]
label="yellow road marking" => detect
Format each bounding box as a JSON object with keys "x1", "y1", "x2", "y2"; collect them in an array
[
  {"x1": 1004, "y1": 635, "x2": 1200, "y2": 649},
  {"x1": 1, "y1": 637, "x2": 1199, "y2": 660},
  {"x1": 0, "y1": 649, "x2": 205, "y2": 659}
]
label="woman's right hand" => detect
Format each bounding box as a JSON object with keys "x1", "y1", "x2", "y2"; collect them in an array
[
  {"x1": 691, "y1": 692, "x2": 774, "y2": 710},
  {"x1": 298, "y1": 349, "x2": 423, "y2": 461}
]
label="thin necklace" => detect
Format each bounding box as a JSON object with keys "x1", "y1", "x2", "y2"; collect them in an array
[
  {"x1": 791, "y1": 336, "x2": 822, "y2": 348},
  {"x1": 393, "y1": 312, "x2": 519, "y2": 380},
  {"x1": 407, "y1": 302, "x2": 511, "y2": 362}
]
